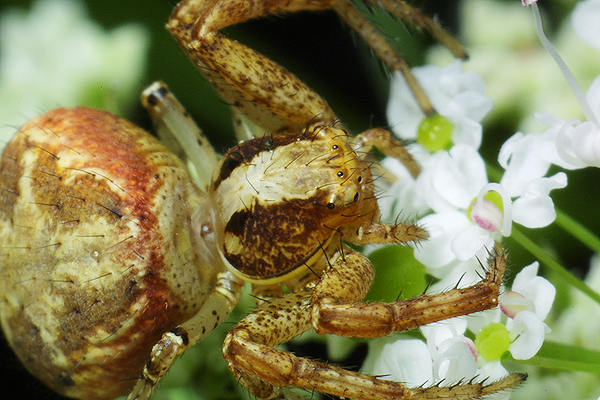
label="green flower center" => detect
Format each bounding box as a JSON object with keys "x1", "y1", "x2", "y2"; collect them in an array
[
  {"x1": 475, "y1": 322, "x2": 511, "y2": 361},
  {"x1": 416, "y1": 113, "x2": 454, "y2": 152}
]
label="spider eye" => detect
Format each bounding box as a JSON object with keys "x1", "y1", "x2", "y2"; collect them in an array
[
  {"x1": 332, "y1": 144, "x2": 339, "y2": 150},
  {"x1": 357, "y1": 176, "x2": 362, "y2": 183},
  {"x1": 353, "y1": 192, "x2": 359, "y2": 202},
  {"x1": 337, "y1": 171, "x2": 344, "y2": 177},
  {"x1": 327, "y1": 202, "x2": 336, "y2": 209}
]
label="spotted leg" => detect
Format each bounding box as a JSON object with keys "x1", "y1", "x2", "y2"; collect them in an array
[
  {"x1": 167, "y1": 0, "x2": 465, "y2": 134},
  {"x1": 354, "y1": 127, "x2": 422, "y2": 178},
  {"x1": 223, "y1": 245, "x2": 525, "y2": 400},
  {"x1": 127, "y1": 271, "x2": 243, "y2": 400}
]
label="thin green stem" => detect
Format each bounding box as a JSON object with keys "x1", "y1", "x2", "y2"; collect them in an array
[
  {"x1": 510, "y1": 228, "x2": 600, "y2": 304},
  {"x1": 511, "y1": 340, "x2": 600, "y2": 374},
  {"x1": 555, "y1": 209, "x2": 600, "y2": 254}
]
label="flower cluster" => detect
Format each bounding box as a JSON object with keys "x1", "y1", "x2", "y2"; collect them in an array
[
  {"x1": 364, "y1": 0, "x2": 600, "y2": 394},
  {"x1": 0, "y1": 0, "x2": 148, "y2": 146},
  {"x1": 364, "y1": 261, "x2": 555, "y2": 398}
]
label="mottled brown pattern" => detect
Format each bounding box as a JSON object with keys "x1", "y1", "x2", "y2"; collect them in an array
[
  {"x1": 167, "y1": 0, "x2": 336, "y2": 133},
  {"x1": 223, "y1": 198, "x2": 331, "y2": 279}
]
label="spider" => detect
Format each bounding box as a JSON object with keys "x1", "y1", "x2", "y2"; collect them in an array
[{"x1": 0, "y1": 1, "x2": 526, "y2": 399}]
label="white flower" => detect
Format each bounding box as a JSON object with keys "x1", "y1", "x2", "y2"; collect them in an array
[
  {"x1": 370, "y1": 339, "x2": 434, "y2": 386},
  {"x1": 572, "y1": 0, "x2": 600, "y2": 50},
  {"x1": 0, "y1": 0, "x2": 148, "y2": 144},
  {"x1": 414, "y1": 144, "x2": 565, "y2": 271},
  {"x1": 377, "y1": 149, "x2": 432, "y2": 220},
  {"x1": 387, "y1": 61, "x2": 492, "y2": 150},
  {"x1": 368, "y1": 319, "x2": 507, "y2": 390},
  {"x1": 501, "y1": 262, "x2": 555, "y2": 359},
  {"x1": 551, "y1": 77, "x2": 600, "y2": 169}
]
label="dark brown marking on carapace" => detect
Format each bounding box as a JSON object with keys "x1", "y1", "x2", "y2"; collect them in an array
[
  {"x1": 223, "y1": 194, "x2": 352, "y2": 280},
  {"x1": 212, "y1": 133, "x2": 307, "y2": 190}
]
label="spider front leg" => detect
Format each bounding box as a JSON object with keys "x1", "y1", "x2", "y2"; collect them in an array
[
  {"x1": 311, "y1": 244, "x2": 506, "y2": 337},
  {"x1": 127, "y1": 272, "x2": 243, "y2": 400},
  {"x1": 223, "y1": 246, "x2": 525, "y2": 400},
  {"x1": 167, "y1": 0, "x2": 465, "y2": 133},
  {"x1": 141, "y1": 81, "x2": 219, "y2": 192},
  {"x1": 167, "y1": 0, "x2": 338, "y2": 133}
]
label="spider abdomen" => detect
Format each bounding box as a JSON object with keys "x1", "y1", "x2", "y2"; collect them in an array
[{"x1": 0, "y1": 107, "x2": 218, "y2": 399}]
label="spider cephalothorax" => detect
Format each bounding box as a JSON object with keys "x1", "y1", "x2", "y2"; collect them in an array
[{"x1": 212, "y1": 123, "x2": 377, "y2": 283}]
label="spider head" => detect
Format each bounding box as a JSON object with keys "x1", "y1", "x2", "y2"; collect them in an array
[{"x1": 211, "y1": 124, "x2": 376, "y2": 283}]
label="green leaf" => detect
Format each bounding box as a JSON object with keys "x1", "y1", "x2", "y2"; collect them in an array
[{"x1": 366, "y1": 245, "x2": 426, "y2": 302}]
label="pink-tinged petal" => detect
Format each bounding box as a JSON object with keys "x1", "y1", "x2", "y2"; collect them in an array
[
  {"x1": 509, "y1": 311, "x2": 546, "y2": 359},
  {"x1": 512, "y1": 262, "x2": 556, "y2": 319},
  {"x1": 372, "y1": 339, "x2": 433, "y2": 386},
  {"x1": 500, "y1": 290, "x2": 532, "y2": 318}
]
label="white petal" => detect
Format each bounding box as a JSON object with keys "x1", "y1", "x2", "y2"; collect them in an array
[
  {"x1": 467, "y1": 309, "x2": 501, "y2": 334},
  {"x1": 387, "y1": 72, "x2": 423, "y2": 140},
  {"x1": 512, "y1": 262, "x2": 540, "y2": 290},
  {"x1": 451, "y1": 224, "x2": 493, "y2": 261},
  {"x1": 451, "y1": 89, "x2": 493, "y2": 122},
  {"x1": 378, "y1": 157, "x2": 430, "y2": 219},
  {"x1": 511, "y1": 173, "x2": 567, "y2": 228},
  {"x1": 498, "y1": 132, "x2": 523, "y2": 169},
  {"x1": 499, "y1": 132, "x2": 552, "y2": 196},
  {"x1": 433, "y1": 337, "x2": 478, "y2": 384},
  {"x1": 414, "y1": 212, "x2": 469, "y2": 269},
  {"x1": 572, "y1": 0, "x2": 600, "y2": 50},
  {"x1": 512, "y1": 193, "x2": 556, "y2": 228},
  {"x1": 509, "y1": 311, "x2": 546, "y2": 360},
  {"x1": 421, "y1": 318, "x2": 468, "y2": 350},
  {"x1": 512, "y1": 263, "x2": 556, "y2": 320},
  {"x1": 430, "y1": 145, "x2": 487, "y2": 210},
  {"x1": 475, "y1": 360, "x2": 508, "y2": 383},
  {"x1": 371, "y1": 339, "x2": 433, "y2": 386},
  {"x1": 568, "y1": 121, "x2": 600, "y2": 167},
  {"x1": 450, "y1": 116, "x2": 482, "y2": 149}
]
